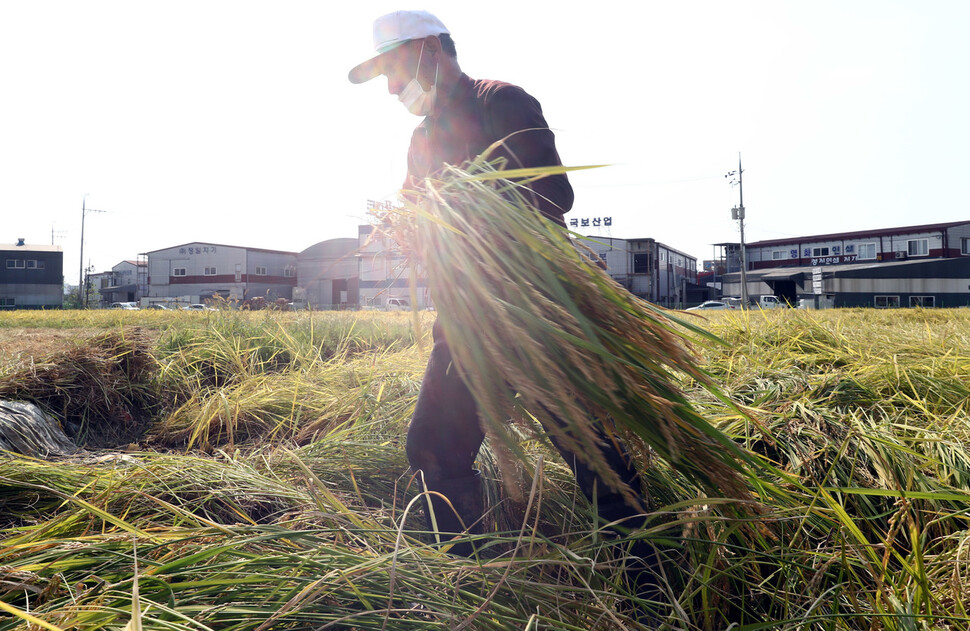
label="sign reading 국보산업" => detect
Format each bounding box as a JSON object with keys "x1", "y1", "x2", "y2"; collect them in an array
[{"x1": 569, "y1": 217, "x2": 612, "y2": 229}]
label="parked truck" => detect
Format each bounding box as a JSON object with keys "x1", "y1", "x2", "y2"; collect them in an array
[{"x1": 757, "y1": 295, "x2": 783, "y2": 309}]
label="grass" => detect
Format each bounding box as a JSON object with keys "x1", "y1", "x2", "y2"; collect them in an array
[{"x1": 0, "y1": 307, "x2": 968, "y2": 629}]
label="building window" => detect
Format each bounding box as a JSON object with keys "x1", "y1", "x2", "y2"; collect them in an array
[
  {"x1": 771, "y1": 250, "x2": 788, "y2": 260},
  {"x1": 874, "y1": 295, "x2": 900, "y2": 308},
  {"x1": 6, "y1": 259, "x2": 25, "y2": 269},
  {"x1": 910, "y1": 296, "x2": 935, "y2": 308},
  {"x1": 204, "y1": 267, "x2": 217, "y2": 276},
  {"x1": 907, "y1": 239, "x2": 928, "y2": 256},
  {"x1": 173, "y1": 267, "x2": 187, "y2": 277},
  {"x1": 283, "y1": 266, "x2": 295, "y2": 278},
  {"x1": 0, "y1": 297, "x2": 15, "y2": 306},
  {"x1": 812, "y1": 247, "x2": 830, "y2": 257},
  {"x1": 857, "y1": 243, "x2": 877, "y2": 260},
  {"x1": 255, "y1": 266, "x2": 267, "y2": 276},
  {"x1": 633, "y1": 252, "x2": 650, "y2": 274},
  {"x1": 961, "y1": 238, "x2": 970, "y2": 255}
]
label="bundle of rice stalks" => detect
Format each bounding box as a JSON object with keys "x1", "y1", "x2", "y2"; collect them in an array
[
  {"x1": 373, "y1": 157, "x2": 761, "y2": 507},
  {"x1": 0, "y1": 329, "x2": 159, "y2": 449}
]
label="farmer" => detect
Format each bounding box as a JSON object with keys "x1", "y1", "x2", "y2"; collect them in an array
[{"x1": 348, "y1": 10, "x2": 655, "y2": 573}]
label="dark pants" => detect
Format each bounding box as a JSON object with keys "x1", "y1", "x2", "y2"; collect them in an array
[
  {"x1": 406, "y1": 319, "x2": 651, "y2": 540},
  {"x1": 407, "y1": 320, "x2": 666, "y2": 607}
]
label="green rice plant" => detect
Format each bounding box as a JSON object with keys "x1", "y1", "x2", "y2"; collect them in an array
[
  {"x1": 150, "y1": 345, "x2": 424, "y2": 451},
  {"x1": 0, "y1": 443, "x2": 674, "y2": 630},
  {"x1": 0, "y1": 525, "x2": 662, "y2": 630},
  {"x1": 4, "y1": 302, "x2": 970, "y2": 629},
  {"x1": 683, "y1": 307, "x2": 970, "y2": 628},
  {"x1": 153, "y1": 311, "x2": 426, "y2": 395},
  {"x1": 0, "y1": 451, "x2": 309, "y2": 540}
]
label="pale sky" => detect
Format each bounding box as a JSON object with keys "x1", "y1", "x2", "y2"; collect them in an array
[{"x1": 2, "y1": 1, "x2": 967, "y2": 288}]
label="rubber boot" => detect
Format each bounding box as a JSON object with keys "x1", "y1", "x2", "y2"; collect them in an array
[{"x1": 420, "y1": 471, "x2": 484, "y2": 557}]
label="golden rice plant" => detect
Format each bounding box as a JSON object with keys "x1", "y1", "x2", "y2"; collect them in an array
[
  {"x1": 2, "y1": 308, "x2": 970, "y2": 628},
  {"x1": 371, "y1": 156, "x2": 765, "y2": 509}
]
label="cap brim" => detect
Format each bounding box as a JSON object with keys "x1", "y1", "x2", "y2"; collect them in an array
[
  {"x1": 348, "y1": 55, "x2": 383, "y2": 84},
  {"x1": 348, "y1": 40, "x2": 409, "y2": 84}
]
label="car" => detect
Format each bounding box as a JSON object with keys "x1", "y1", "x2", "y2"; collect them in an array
[
  {"x1": 109, "y1": 302, "x2": 140, "y2": 310},
  {"x1": 686, "y1": 300, "x2": 735, "y2": 311},
  {"x1": 182, "y1": 303, "x2": 215, "y2": 311},
  {"x1": 146, "y1": 303, "x2": 170, "y2": 310},
  {"x1": 385, "y1": 298, "x2": 410, "y2": 311}
]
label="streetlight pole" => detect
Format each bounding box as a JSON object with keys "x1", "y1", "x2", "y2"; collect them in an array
[
  {"x1": 79, "y1": 195, "x2": 106, "y2": 309},
  {"x1": 725, "y1": 154, "x2": 749, "y2": 308}
]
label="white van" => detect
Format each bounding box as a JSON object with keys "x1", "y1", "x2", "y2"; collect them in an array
[{"x1": 385, "y1": 298, "x2": 410, "y2": 311}]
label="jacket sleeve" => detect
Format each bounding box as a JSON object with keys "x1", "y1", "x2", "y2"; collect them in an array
[
  {"x1": 404, "y1": 123, "x2": 431, "y2": 193},
  {"x1": 482, "y1": 86, "x2": 574, "y2": 225}
]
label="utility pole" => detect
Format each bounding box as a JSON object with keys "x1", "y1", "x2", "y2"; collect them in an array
[
  {"x1": 51, "y1": 224, "x2": 67, "y2": 245},
  {"x1": 79, "y1": 195, "x2": 106, "y2": 308},
  {"x1": 725, "y1": 154, "x2": 749, "y2": 308}
]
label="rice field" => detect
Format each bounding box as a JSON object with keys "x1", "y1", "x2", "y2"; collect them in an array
[{"x1": 0, "y1": 307, "x2": 968, "y2": 630}]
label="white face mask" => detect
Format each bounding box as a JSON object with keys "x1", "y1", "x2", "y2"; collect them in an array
[{"x1": 398, "y1": 41, "x2": 436, "y2": 116}]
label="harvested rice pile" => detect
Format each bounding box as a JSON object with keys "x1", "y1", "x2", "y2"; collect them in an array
[{"x1": 0, "y1": 329, "x2": 159, "y2": 449}]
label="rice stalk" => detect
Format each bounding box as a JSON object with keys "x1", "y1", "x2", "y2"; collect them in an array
[{"x1": 373, "y1": 157, "x2": 761, "y2": 507}]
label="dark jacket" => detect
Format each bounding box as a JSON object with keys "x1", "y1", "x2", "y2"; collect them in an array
[{"x1": 405, "y1": 73, "x2": 574, "y2": 226}]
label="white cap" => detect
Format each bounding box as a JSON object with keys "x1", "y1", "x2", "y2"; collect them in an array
[{"x1": 348, "y1": 10, "x2": 449, "y2": 84}]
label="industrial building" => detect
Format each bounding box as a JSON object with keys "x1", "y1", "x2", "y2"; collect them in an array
[
  {"x1": 64, "y1": 216, "x2": 970, "y2": 312},
  {"x1": 91, "y1": 260, "x2": 147, "y2": 307},
  {"x1": 145, "y1": 242, "x2": 297, "y2": 306},
  {"x1": 582, "y1": 236, "x2": 703, "y2": 308},
  {"x1": 296, "y1": 238, "x2": 359, "y2": 309},
  {"x1": 139, "y1": 230, "x2": 699, "y2": 312},
  {"x1": 718, "y1": 220, "x2": 970, "y2": 308},
  {"x1": 0, "y1": 240, "x2": 63, "y2": 309}
]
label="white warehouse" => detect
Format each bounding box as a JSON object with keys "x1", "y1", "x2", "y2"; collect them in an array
[{"x1": 146, "y1": 242, "x2": 298, "y2": 305}]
